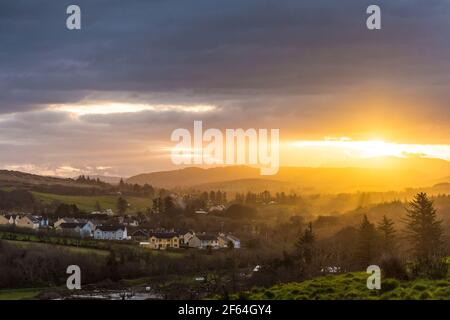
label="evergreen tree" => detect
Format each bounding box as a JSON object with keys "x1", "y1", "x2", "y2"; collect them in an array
[
  {"x1": 296, "y1": 223, "x2": 315, "y2": 265},
  {"x1": 117, "y1": 197, "x2": 128, "y2": 215},
  {"x1": 377, "y1": 215, "x2": 396, "y2": 255},
  {"x1": 403, "y1": 193, "x2": 443, "y2": 260},
  {"x1": 355, "y1": 215, "x2": 379, "y2": 268}
]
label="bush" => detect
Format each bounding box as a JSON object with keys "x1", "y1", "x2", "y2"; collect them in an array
[
  {"x1": 408, "y1": 258, "x2": 448, "y2": 280},
  {"x1": 380, "y1": 255, "x2": 408, "y2": 280},
  {"x1": 263, "y1": 290, "x2": 275, "y2": 299},
  {"x1": 381, "y1": 279, "x2": 399, "y2": 293}
]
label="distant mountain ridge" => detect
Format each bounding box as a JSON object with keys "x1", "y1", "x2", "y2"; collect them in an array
[{"x1": 126, "y1": 157, "x2": 450, "y2": 193}]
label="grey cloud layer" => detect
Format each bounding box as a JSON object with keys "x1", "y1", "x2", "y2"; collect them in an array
[{"x1": 0, "y1": 0, "x2": 449, "y2": 175}]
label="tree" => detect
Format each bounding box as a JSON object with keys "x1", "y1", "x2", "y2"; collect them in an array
[
  {"x1": 117, "y1": 197, "x2": 128, "y2": 215},
  {"x1": 296, "y1": 223, "x2": 315, "y2": 265},
  {"x1": 119, "y1": 178, "x2": 126, "y2": 190},
  {"x1": 403, "y1": 193, "x2": 443, "y2": 260},
  {"x1": 355, "y1": 215, "x2": 379, "y2": 268},
  {"x1": 377, "y1": 215, "x2": 396, "y2": 255},
  {"x1": 163, "y1": 196, "x2": 175, "y2": 214}
]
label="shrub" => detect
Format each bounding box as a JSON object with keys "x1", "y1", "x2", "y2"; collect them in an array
[
  {"x1": 409, "y1": 258, "x2": 448, "y2": 280},
  {"x1": 380, "y1": 255, "x2": 408, "y2": 280},
  {"x1": 381, "y1": 279, "x2": 399, "y2": 293},
  {"x1": 412, "y1": 284, "x2": 427, "y2": 291},
  {"x1": 263, "y1": 290, "x2": 275, "y2": 299},
  {"x1": 419, "y1": 291, "x2": 432, "y2": 299}
]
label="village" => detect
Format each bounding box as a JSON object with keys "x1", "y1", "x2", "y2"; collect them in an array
[{"x1": 0, "y1": 210, "x2": 241, "y2": 250}]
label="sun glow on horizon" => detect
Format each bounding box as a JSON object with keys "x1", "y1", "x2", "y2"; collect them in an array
[{"x1": 291, "y1": 139, "x2": 450, "y2": 162}]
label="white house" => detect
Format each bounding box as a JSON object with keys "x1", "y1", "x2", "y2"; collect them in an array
[
  {"x1": 32, "y1": 215, "x2": 49, "y2": 228},
  {"x1": 178, "y1": 230, "x2": 194, "y2": 246},
  {"x1": 16, "y1": 215, "x2": 40, "y2": 229},
  {"x1": 54, "y1": 217, "x2": 78, "y2": 228},
  {"x1": 94, "y1": 225, "x2": 127, "y2": 240},
  {"x1": 188, "y1": 234, "x2": 219, "y2": 249},
  {"x1": 225, "y1": 235, "x2": 241, "y2": 249},
  {"x1": 56, "y1": 223, "x2": 82, "y2": 236},
  {"x1": 208, "y1": 205, "x2": 226, "y2": 212},
  {"x1": 4, "y1": 214, "x2": 20, "y2": 225},
  {"x1": 56, "y1": 222, "x2": 95, "y2": 238},
  {"x1": 0, "y1": 215, "x2": 9, "y2": 225}
]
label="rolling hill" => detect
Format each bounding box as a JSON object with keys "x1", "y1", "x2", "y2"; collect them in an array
[
  {"x1": 0, "y1": 170, "x2": 88, "y2": 188},
  {"x1": 127, "y1": 157, "x2": 450, "y2": 193}
]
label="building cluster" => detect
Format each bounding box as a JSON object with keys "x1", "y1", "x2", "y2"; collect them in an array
[
  {"x1": 0, "y1": 213, "x2": 128, "y2": 241},
  {"x1": 0, "y1": 214, "x2": 49, "y2": 229},
  {"x1": 0, "y1": 213, "x2": 241, "y2": 248},
  {"x1": 137, "y1": 230, "x2": 240, "y2": 250}
]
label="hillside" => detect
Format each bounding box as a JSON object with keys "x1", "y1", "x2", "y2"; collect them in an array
[
  {"x1": 32, "y1": 192, "x2": 150, "y2": 212},
  {"x1": 232, "y1": 272, "x2": 450, "y2": 300},
  {"x1": 127, "y1": 166, "x2": 261, "y2": 188},
  {"x1": 192, "y1": 178, "x2": 297, "y2": 193},
  {"x1": 127, "y1": 157, "x2": 450, "y2": 193},
  {"x1": 0, "y1": 170, "x2": 88, "y2": 188}
]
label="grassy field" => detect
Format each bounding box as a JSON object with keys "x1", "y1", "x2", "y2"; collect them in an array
[
  {"x1": 0, "y1": 288, "x2": 44, "y2": 300},
  {"x1": 234, "y1": 272, "x2": 450, "y2": 300},
  {"x1": 5, "y1": 240, "x2": 110, "y2": 257},
  {"x1": 32, "y1": 191, "x2": 151, "y2": 212},
  {"x1": 0, "y1": 230, "x2": 187, "y2": 260}
]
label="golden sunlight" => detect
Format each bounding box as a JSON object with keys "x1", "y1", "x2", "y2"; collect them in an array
[{"x1": 291, "y1": 139, "x2": 450, "y2": 161}]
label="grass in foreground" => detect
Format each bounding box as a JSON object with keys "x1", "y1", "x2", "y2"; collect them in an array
[
  {"x1": 0, "y1": 288, "x2": 44, "y2": 300},
  {"x1": 233, "y1": 272, "x2": 450, "y2": 300}
]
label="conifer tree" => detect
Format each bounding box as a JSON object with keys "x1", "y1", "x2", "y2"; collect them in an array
[
  {"x1": 377, "y1": 215, "x2": 396, "y2": 255},
  {"x1": 403, "y1": 193, "x2": 443, "y2": 260}
]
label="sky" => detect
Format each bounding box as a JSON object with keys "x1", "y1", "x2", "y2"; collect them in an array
[{"x1": 0, "y1": 0, "x2": 449, "y2": 177}]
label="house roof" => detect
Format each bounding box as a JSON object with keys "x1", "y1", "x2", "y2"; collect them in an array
[
  {"x1": 132, "y1": 229, "x2": 149, "y2": 236},
  {"x1": 95, "y1": 225, "x2": 125, "y2": 232},
  {"x1": 59, "y1": 222, "x2": 83, "y2": 229},
  {"x1": 197, "y1": 234, "x2": 218, "y2": 241},
  {"x1": 22, "y1": 215, "x2": 40, "y2": 223},
  {"x1": 227, "y1": 235, "x2": 240, "y2": 242},
  {"x1": 149, "y1": 232, "x2": 179, "y2": 239},
  {"x1": 58, "y1": 217, "x2": 78, "y2": 223}
]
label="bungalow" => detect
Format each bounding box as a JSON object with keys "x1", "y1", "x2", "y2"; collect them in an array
[
  {"x1": 56, "y1": 222, "x2": 94, "y2": 238},
  {"x1": 16, "y1": 215, "x2": 40, "y2": 229},
  {"x1": 180, "y1": 230, "x2": 195, "y2": 246},
  {"x1": 54, "y1": 217, "x2": 78, "y2": 228},
  {"x1": 188, "y1": 234, "x2": 219, "y2": 249},
  {"x1": 94, "y1": 225, "x2": 127, "y2": 240},
  {"x1": 0, "y1": 215, "x2": 9, "y2": 225},
  {"x1": 146, "y1": 232, "x2": 180, "y2": 249},
  {"x1": 5, "y1": 214, "x2": 20, "y2": 225},
  {"x1": 131, "y1": 229, "x2": 149, "y2": 241},
  {"x1": 218, "y1": 234, "x2": 241, "y2": 249},
  {"x1": 56, "y1": 222, "x2": 82, "y2": 236},
  {"x1": 121, "y1": 217, "x2": 139, "y2": 227},
  {"x1": 33, "y1": 215, "x2": 49, "y2": 228},
  {"x1": 208, "y1": 205, "x2": 226, "y2": 213}
]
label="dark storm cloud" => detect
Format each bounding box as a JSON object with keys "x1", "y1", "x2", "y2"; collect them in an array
[
  {"x1": 0, "y1": 0, "x2": 449, "y2": 175},
  {"x1": 1, "y1": 0, "x2": 450, "y2": 113}
]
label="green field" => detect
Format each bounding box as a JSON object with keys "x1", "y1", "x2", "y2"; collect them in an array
[
  {"x1": 32, "y1": 191, "x2": 151, "y2": 212},
  {"x1": 5, "y1": 240, "x2": 110, "y2": 257},
  {"x1": 233, "y1": 272, "x2": 450, "y2": 300},
  {"x1": 0, "y1": 288, "x2": 44, "y2": 300}
]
